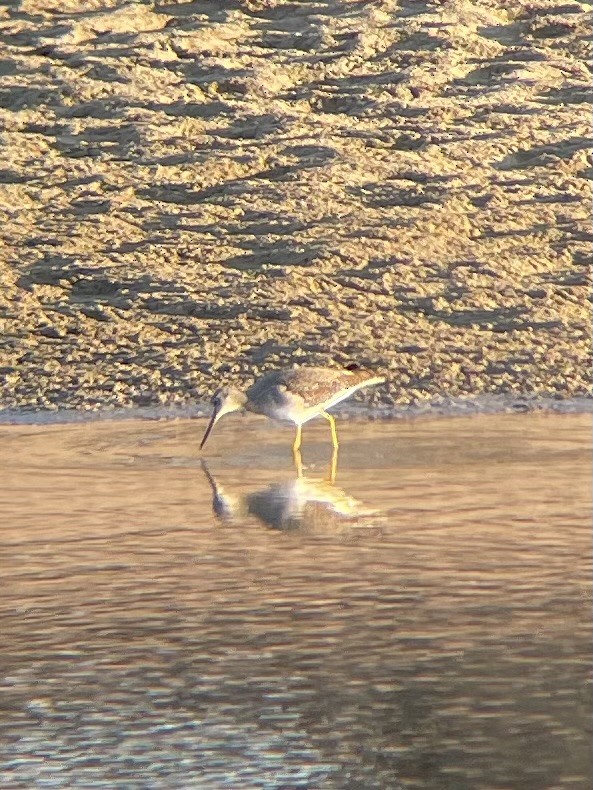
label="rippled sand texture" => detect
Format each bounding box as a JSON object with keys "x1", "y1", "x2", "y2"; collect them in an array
[
  {"x1": 0, "y1": 1, "x2": 591, "y2": 409},
  {"x1": 1, "y1": 414, "x2": 591, "y2": 787}
]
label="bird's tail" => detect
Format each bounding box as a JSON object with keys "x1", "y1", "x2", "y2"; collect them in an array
[
  {"x1": 344, "y1": 371, "x2": 386, "y2": 391},
  {"x1": 357, "y1": 374, "x2": 385, "y2": 388}
]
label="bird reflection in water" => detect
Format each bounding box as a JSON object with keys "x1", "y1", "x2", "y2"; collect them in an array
[{"x1": 200, "y1": 453, "x2": 381, "y2": 534}]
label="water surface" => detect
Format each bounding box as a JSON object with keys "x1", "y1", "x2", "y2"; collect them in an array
[{"x1": 1, "y1": 414, "x2": 591, "y2": 789}]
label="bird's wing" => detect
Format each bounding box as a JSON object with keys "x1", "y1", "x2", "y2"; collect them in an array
[{"x1": 281, "y1": 367, "x2": 382, "y2": 409}]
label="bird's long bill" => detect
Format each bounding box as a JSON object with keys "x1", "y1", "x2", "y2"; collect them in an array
[{"x1": 200, "y1": 406, "x2": 221, "y2": 450}]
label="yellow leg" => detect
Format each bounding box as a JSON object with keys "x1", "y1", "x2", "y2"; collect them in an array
[
  {"x1": 293, "y1": 424, "x2": 302, "y2": 453},
  {"x1": 321, "y1": 411, "x2": 339, "y2": 450},
  {"x1": 328, "y1": 446, "x2": 338, "y2": 485},
  {"x1": 293, "y1": 447, "x2": 303, "y2": 478}
]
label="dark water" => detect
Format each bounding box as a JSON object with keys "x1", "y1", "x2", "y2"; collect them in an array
[{"x1": 1, "y1": 414, "x2": 591, "y2": 789}]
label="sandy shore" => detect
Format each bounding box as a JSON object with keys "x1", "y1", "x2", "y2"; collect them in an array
[{"x1": 0, "y1": 0, "x2": 590, "y2": 412}]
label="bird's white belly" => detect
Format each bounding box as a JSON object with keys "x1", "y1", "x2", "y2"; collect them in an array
[
  {"x1": 265, "y1": 402, "x2": 303, "y2": 425},
  {"x1": 252, "y1": 392, "x2": 311, "y2": 426}
]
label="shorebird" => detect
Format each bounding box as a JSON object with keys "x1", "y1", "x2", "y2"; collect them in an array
[{"x1": 199, "y1": 366, "x2": 385, "y2": 453}]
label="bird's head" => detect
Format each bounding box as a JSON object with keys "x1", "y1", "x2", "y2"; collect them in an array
[{"x1": 200, "y1": 386, "x2": 247, "y2": 450}]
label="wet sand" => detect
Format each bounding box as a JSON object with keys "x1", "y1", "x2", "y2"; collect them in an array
[
  {"x1": 0, "y1": 1, "x2": 591, "y2": 412},
  {"x1": 1, "y1": 413, "x2": 591, "y2": 787}
]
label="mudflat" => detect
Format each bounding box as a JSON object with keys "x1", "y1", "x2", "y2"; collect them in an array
[{"x1": 0, "y1": 0, "x2": 590, "y2": 412}]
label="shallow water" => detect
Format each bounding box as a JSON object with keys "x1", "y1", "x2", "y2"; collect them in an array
[{"x1": 1, "y1": 413, "x2": 591, "y2": 789}]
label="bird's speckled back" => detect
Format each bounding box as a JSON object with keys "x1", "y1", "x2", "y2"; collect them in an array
[{"x1": 246, "y1": 367, "x2": 383, "y2": 414}]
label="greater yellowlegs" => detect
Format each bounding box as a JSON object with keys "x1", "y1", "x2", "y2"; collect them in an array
[{"x1": 199, "y1": 366, "x2": 385, "y2": 452}]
